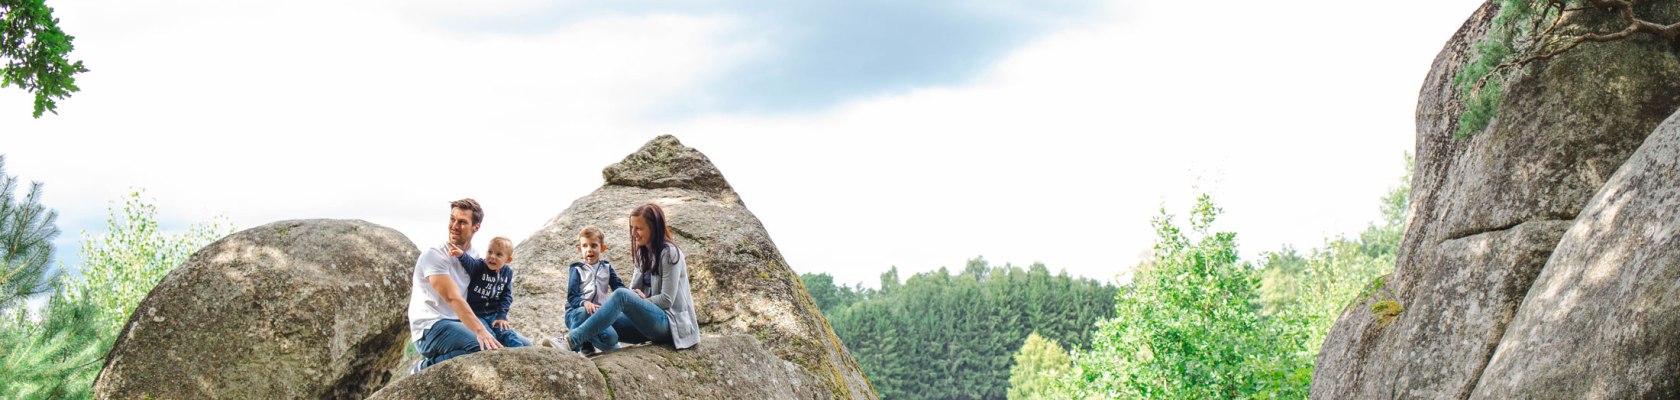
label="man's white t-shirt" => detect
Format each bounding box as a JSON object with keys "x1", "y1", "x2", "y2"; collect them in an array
[{"x1": 407, "y1": 243, "x2": 477, "y2": 343}]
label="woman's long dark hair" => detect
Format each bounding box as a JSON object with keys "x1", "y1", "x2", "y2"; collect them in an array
[{"x1": 632, "y1": 203, "x2": 675, "y2": 277}]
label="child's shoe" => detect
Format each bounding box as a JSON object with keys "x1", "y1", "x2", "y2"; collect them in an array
[{"x1": 542, "y1": 335, "x2": 574, "y2": 352}]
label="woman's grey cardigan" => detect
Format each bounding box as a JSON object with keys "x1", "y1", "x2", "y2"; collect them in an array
[{"x1": 632, "y1": 243, "x2": 700, "y2": 349}]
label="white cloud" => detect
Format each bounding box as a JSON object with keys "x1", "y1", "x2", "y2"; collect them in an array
[
  {"x1": 3, "y1": 0, "x2": 1482, "y2": 289},
  {"x1": 4, "y1": 0, "x2": 751, "y2": 263},
  {"x1": 630, "y1": 0, "x2": 1478, "y2": 286}
]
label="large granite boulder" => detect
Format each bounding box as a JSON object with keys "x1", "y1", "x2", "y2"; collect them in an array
[
  {"x1": 1469, "y1": 111, "x2": 1680, "y2": 399},
  {"x1": 592, "y1": 335, "x2": 830, "y2": 399},
  {"x1": 94, "y1": 219, "x2": 417, "y2": 399},
  {"x1": 507, "y1": 135, "x2": 876, "y2": 399},
  {"x1": 371, "y1": 335, "x2": 828, "y2": 399},
  {"x1": 367, "y1": 347, "x2": 609, "y2": 400},
  {"x1": 1312, "y1": 2, "x2": 1680, "y2": 399}
]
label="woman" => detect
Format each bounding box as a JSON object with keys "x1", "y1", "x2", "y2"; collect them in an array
[{"x1": 561, "y1": 203, "x2": 700, "y2": 351}]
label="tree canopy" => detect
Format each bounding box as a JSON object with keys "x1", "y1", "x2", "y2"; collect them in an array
[
  {"x1": 1, "y1": 0, "x2": 86, "y2": 118},
  {"x1": 805, "y1": 258, "x2": 1116, "y2": 400},
  {"x1": 1057, "y1": 195, "x2": 1312, "y2": 399},
  {"x1": 1007, "y1": 332, "x2": 1071, "y2": 400}
]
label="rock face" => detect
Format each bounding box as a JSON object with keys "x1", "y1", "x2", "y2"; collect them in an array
[
  {"x1": 371, "y1": 335, "x2": 828, "y2": 400},
  {"x1": 505, "y1": 135, "x2": 876, "y2": 399},
  {"x1": 592, "y1": 335, "x2": 830, "y2": 399},
  {"x1": 94, "y1": 219, "x2": 417, "y2": 399},
  {"x1": 1312, "y1": 2, "x2": 1680, "y2": 399},
  {"x1": 1470, "y1": 112, "x2": 1680, "y2": 399},
  {"x1": 367, "y1": 347, "x2": 609, "y2": 400}
]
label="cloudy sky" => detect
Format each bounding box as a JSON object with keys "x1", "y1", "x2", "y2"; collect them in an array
[{"x1": 3, "y1": 0, "x2": 1481, "y2": 288}]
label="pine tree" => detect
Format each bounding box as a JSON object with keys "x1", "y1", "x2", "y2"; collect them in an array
[
  {"x1": 0, "y1": 294, "x2": 103, "y2": 399},
  {"x1": 0, "y1": 155, "x2": 59, "y2": 315},
  {"x1": 1453, "y1": 1, "x2": 1680, "y2": 138},
  {"x1": 0, "y1": 154, "x2": 101, "y2": 399},
  {"x1": 818, "y1": 259, "x2": 1116, "y2": 400}
]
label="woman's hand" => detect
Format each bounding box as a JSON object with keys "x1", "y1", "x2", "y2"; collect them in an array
[
  {"x1": 584, "y1": 301, "x2": 600, "y2": 314},
  {"x1": 634, "y1": 289, "x2": 648, "y2": 299}
]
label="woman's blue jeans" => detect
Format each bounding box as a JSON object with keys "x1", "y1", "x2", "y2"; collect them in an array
[
  {"x1": 565, "y1": 307, "x2": 619, "y2": 351},
  {"x1": 566, "y1": 288, "x2": 670, "y2": 350}
]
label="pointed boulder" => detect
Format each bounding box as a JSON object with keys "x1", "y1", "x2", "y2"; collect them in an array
[{"x1": 507, "y1": 135, "x2": 876, "y2": 399}]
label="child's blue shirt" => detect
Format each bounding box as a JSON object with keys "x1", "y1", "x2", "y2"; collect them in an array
[{"x1": 458, "y1": 253, "x2": 515, "y2": 321}]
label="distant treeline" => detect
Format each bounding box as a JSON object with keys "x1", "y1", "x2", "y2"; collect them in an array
[
  {"x1": 802, "y1": 259, "x2": 1117, "y2": 400},
  {"x1": 812, "y1": 156, "x2": 1413, "y2": 399}
]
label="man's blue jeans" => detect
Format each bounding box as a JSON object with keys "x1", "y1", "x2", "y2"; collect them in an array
[
  {"x1": 565, "y1": 307, "x2": 619, "y2": 352},
  {"x1": 416, "y1": 319, "x2": 478, "y2": 369},
  {"x1": 566, "y1": 288, "x2": 670, "y2": 350},
  {"x1": 477, "y1": 315, "x2": 530, "y2": 348}
]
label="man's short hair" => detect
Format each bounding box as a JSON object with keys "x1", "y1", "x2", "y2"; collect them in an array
[
  {"x1": 577, "y1": 226, "x2": 605, "y2": 244},
  {"x1": 450, "y1": 198, "x2": 483, "y2": 225},
  {"x1": 489, "y1": 236, "x2": 514, "y2": 252}
]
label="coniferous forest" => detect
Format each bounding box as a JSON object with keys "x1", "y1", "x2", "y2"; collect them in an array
[
  {"x1": 808, "y1": 158, "x2": 1411, "y2": 399},
  {"x1": 803, "y1": 260, "x2": 1117, "y2": 400}
]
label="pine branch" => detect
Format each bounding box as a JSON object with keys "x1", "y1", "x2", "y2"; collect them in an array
[
  {"x1": 1468, "y1": 0, "x2": 1680, "y2": 97},
  {"x1": 1533, "y1": 2, "x2": 1572, "y2": 44}
]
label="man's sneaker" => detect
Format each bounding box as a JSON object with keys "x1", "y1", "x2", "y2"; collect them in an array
[{"x1": 409, "y1": 358, "x2": 426, "y2": 374}]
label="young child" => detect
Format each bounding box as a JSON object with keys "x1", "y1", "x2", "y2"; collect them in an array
[
  {"x1": 557, "y1": 203, "x2": 700, "y2": 353},
  {"x1": 449, "y1": 236, "x2": 530, "y2": 348},
  {"x1": 565, "y1": 226, "x2": 626, "y2": 354}
]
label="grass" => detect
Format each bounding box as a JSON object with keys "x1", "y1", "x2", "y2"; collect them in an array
[{"x1": 1370, "y1": 300, "x2": 1404, "y2": 328}]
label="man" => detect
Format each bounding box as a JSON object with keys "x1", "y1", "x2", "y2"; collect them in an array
[{"x1": 407, "y1": 198, "x2": 504, "y2": 371}]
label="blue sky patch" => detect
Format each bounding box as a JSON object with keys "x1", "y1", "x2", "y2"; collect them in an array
[{"x1": 434, "y1": 0, "x2": 1111, "y2": 115}]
